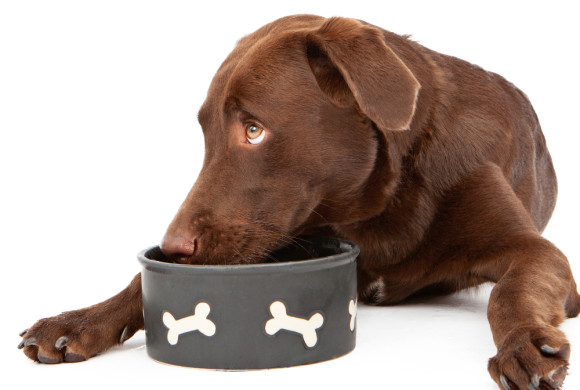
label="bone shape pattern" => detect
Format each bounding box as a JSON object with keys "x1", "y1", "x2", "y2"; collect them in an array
[
  {"x1": 163, "y1": 302, "x2": 216, "y2": 345},
  {"x1": 349, "y1": 298, "x2": 357, "y2": 331},
  {"x1": 265, "y1": 301, "x2": 324, "y2": 347},
  {"x1": 162, "y1": 298, "x2": 358, "y2": 347}
]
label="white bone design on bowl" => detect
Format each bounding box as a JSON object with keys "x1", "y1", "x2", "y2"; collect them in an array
[
  {"x1": 265, "y1": 301, "x2": 324, "y2": 348},
  {"x1": 348, "y1": 298, "x2": 357, "y2": 331},
  {"x1": 162, "y1": 302, "x2": 216, "y2": 345}
]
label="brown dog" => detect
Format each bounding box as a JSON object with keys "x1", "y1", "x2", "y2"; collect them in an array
[{"x1": 19, "y1": 14, "x2": 579, "y2": 389}]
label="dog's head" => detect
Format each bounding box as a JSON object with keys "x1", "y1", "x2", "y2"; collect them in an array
[{"x1": 160, "y1": 15, "x2": 420, "y2": 264}]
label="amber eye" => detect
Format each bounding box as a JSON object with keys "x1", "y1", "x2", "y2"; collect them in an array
[{"x1": 245, "y1": 123, "x2": 265, "y2": 144}]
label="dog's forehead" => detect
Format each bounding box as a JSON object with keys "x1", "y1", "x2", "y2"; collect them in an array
[
  {"x1": 227, "y1": 36, "x2": 311, "y2": 97},
  {"x1": 200, "y1": 17, "x2": 325, "y2": 125},
  {"x1": 229, "y1": 36, "x2": 307, "y2": 89}
]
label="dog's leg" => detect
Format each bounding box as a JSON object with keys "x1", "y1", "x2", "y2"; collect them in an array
[
  {"x1": 18, "y1": 273, "x2": 143, "y2": 363},
  {"x1": 435, "y1": 164, "x2": 580, "y2": 390},
  {"x1": 487, "y1": 243, "x2": 579, "y2": 390},
  {"x1": 358, "y1": 163, "x2": 580, "y2": 388}
]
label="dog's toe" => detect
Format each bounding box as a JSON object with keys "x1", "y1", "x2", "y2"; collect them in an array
[
  {"x1": 18, "y1": 310, "x2": 109, "y2": 364},
  {"x1": 489, "y1": 325, "x2": 570, "y2": 390}
]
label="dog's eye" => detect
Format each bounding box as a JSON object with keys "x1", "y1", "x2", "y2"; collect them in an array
[{"x1": 246, "y1": 124, "x2": 265, "y2": 145}]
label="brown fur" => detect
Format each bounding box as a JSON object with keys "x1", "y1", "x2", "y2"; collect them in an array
[{"x1": 19, "y1": 15, "x2": 580, "y2": 389}]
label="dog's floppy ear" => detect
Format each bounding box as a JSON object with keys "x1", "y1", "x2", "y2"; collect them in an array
[{"x1": 307, "y1": 17, "x2": 420, "y2": 131}]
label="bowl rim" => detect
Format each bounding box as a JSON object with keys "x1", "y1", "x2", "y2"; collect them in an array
[{"x1": 137, "y1": 236, "x2": 359, "y2": 275}]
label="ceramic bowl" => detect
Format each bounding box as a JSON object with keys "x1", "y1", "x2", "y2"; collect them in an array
[{"x1": 137, "y1": 236, "x2": 359, "y2": 370}]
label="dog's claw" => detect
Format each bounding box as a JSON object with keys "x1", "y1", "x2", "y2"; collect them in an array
[
  {"x1": 18, "y1": 338, "x2": 36, "y2": 349},
  {"x1": 500, "y1": 375, "x2": 512, "y2": 390},
  {"x1": 19, "y1": 329, "x2": 28, "y2": 337},
  {"x1": 540, "y1": 343, "x2": 570, "y2": 361},
  {"x1": 119, "y1": 326, "x2": 130, "y2": 344},
  {"x1": 541, "y1": 345, "x2": 556, "y2": 355},
  {"x1": 55, "y1": 336, "x2": 69, "y2": 350},
  {"x1": 528, "y1": 374, "x2": 539, "y2": 390}
]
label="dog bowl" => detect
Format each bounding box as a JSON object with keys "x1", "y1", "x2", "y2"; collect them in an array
[{"x1": 137, "y1": 236, "x2": 359, "y2": 370}]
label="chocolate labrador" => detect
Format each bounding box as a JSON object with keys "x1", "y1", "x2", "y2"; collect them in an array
[{"x1": 19, "y1": 14, "x2": 579, "y2": 390}]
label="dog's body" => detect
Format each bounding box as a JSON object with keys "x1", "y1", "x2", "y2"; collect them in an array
[{"x1": 20, "y1": 15, "x2": 579, "y2": 389}]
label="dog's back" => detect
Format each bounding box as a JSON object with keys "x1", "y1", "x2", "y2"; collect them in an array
[{"x1": 369, "y1": 25, "x2": 558, "y2": 232}]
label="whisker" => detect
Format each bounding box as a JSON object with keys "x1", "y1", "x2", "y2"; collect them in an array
[{"x1": 230, "y1": 241, "x2": 250, "y2": 265}]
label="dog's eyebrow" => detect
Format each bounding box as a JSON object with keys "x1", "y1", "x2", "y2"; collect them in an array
[
  {"x1": 235, "y1": 108, "x2": 271, "y2": 130},
  {"x1": 223, "y1": 97, "x2": 270, "y2": 128},
  {"x1": 197, "y1": 105, "x2": 210, "y2": 127},
  {"x1": 224, "y1": 95, "x2": 242, "y2": 111}
]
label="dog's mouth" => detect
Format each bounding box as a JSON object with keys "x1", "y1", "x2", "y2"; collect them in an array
[
  {"x1": 160, "y1": 191, "x2": 320, "y2": 265},
  {"x1": 153, "y1": 234, "x2": 324, "y2": 266},
  {"x1": 173, "y1": 255, "x2": 194, "y2": 265},
  {"x1": 161, "y1": 224, "x2": 302, "y2": 266}
]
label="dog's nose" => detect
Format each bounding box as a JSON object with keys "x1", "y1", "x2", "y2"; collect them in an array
[{"x1": 160, "y1": 234, "x2": 197, "y2": 264}]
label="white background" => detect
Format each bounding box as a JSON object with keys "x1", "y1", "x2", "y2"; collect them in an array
[{"x1": 1, "y1": 1, "x2": 579, "y2": 389}]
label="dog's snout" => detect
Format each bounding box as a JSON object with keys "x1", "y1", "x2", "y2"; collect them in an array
[{"x1": 160, "y1": 234, "x2": 197, "y2": 264}]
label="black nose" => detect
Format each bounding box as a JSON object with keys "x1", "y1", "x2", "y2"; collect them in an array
[{"x1": 160, "y1": 234, "x2": 197, "y2": 264}]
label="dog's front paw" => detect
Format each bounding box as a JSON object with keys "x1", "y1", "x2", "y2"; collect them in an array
[
  {"x1": 488, "y1": 325, "x2": 570, "y2": 390},
  {"x1": 18, "y1": 308, "x2": 134, "y2": 364}
]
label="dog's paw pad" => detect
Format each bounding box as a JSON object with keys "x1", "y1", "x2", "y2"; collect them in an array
[
  {"x1": 37, "y1": 354, "x2": 61, "y2": 364},
  {"x1": 64, "y1": 352, "x2": 87, "y2": 363}
]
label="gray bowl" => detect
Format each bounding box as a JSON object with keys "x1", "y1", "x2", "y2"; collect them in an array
[{"x1": 137, "y1": 236, "x2": 359, "y2": 370}]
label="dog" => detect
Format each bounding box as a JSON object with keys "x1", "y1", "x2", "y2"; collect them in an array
[{"x1": 18, "y1": 14, "x2": 580, "y2": 389}]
